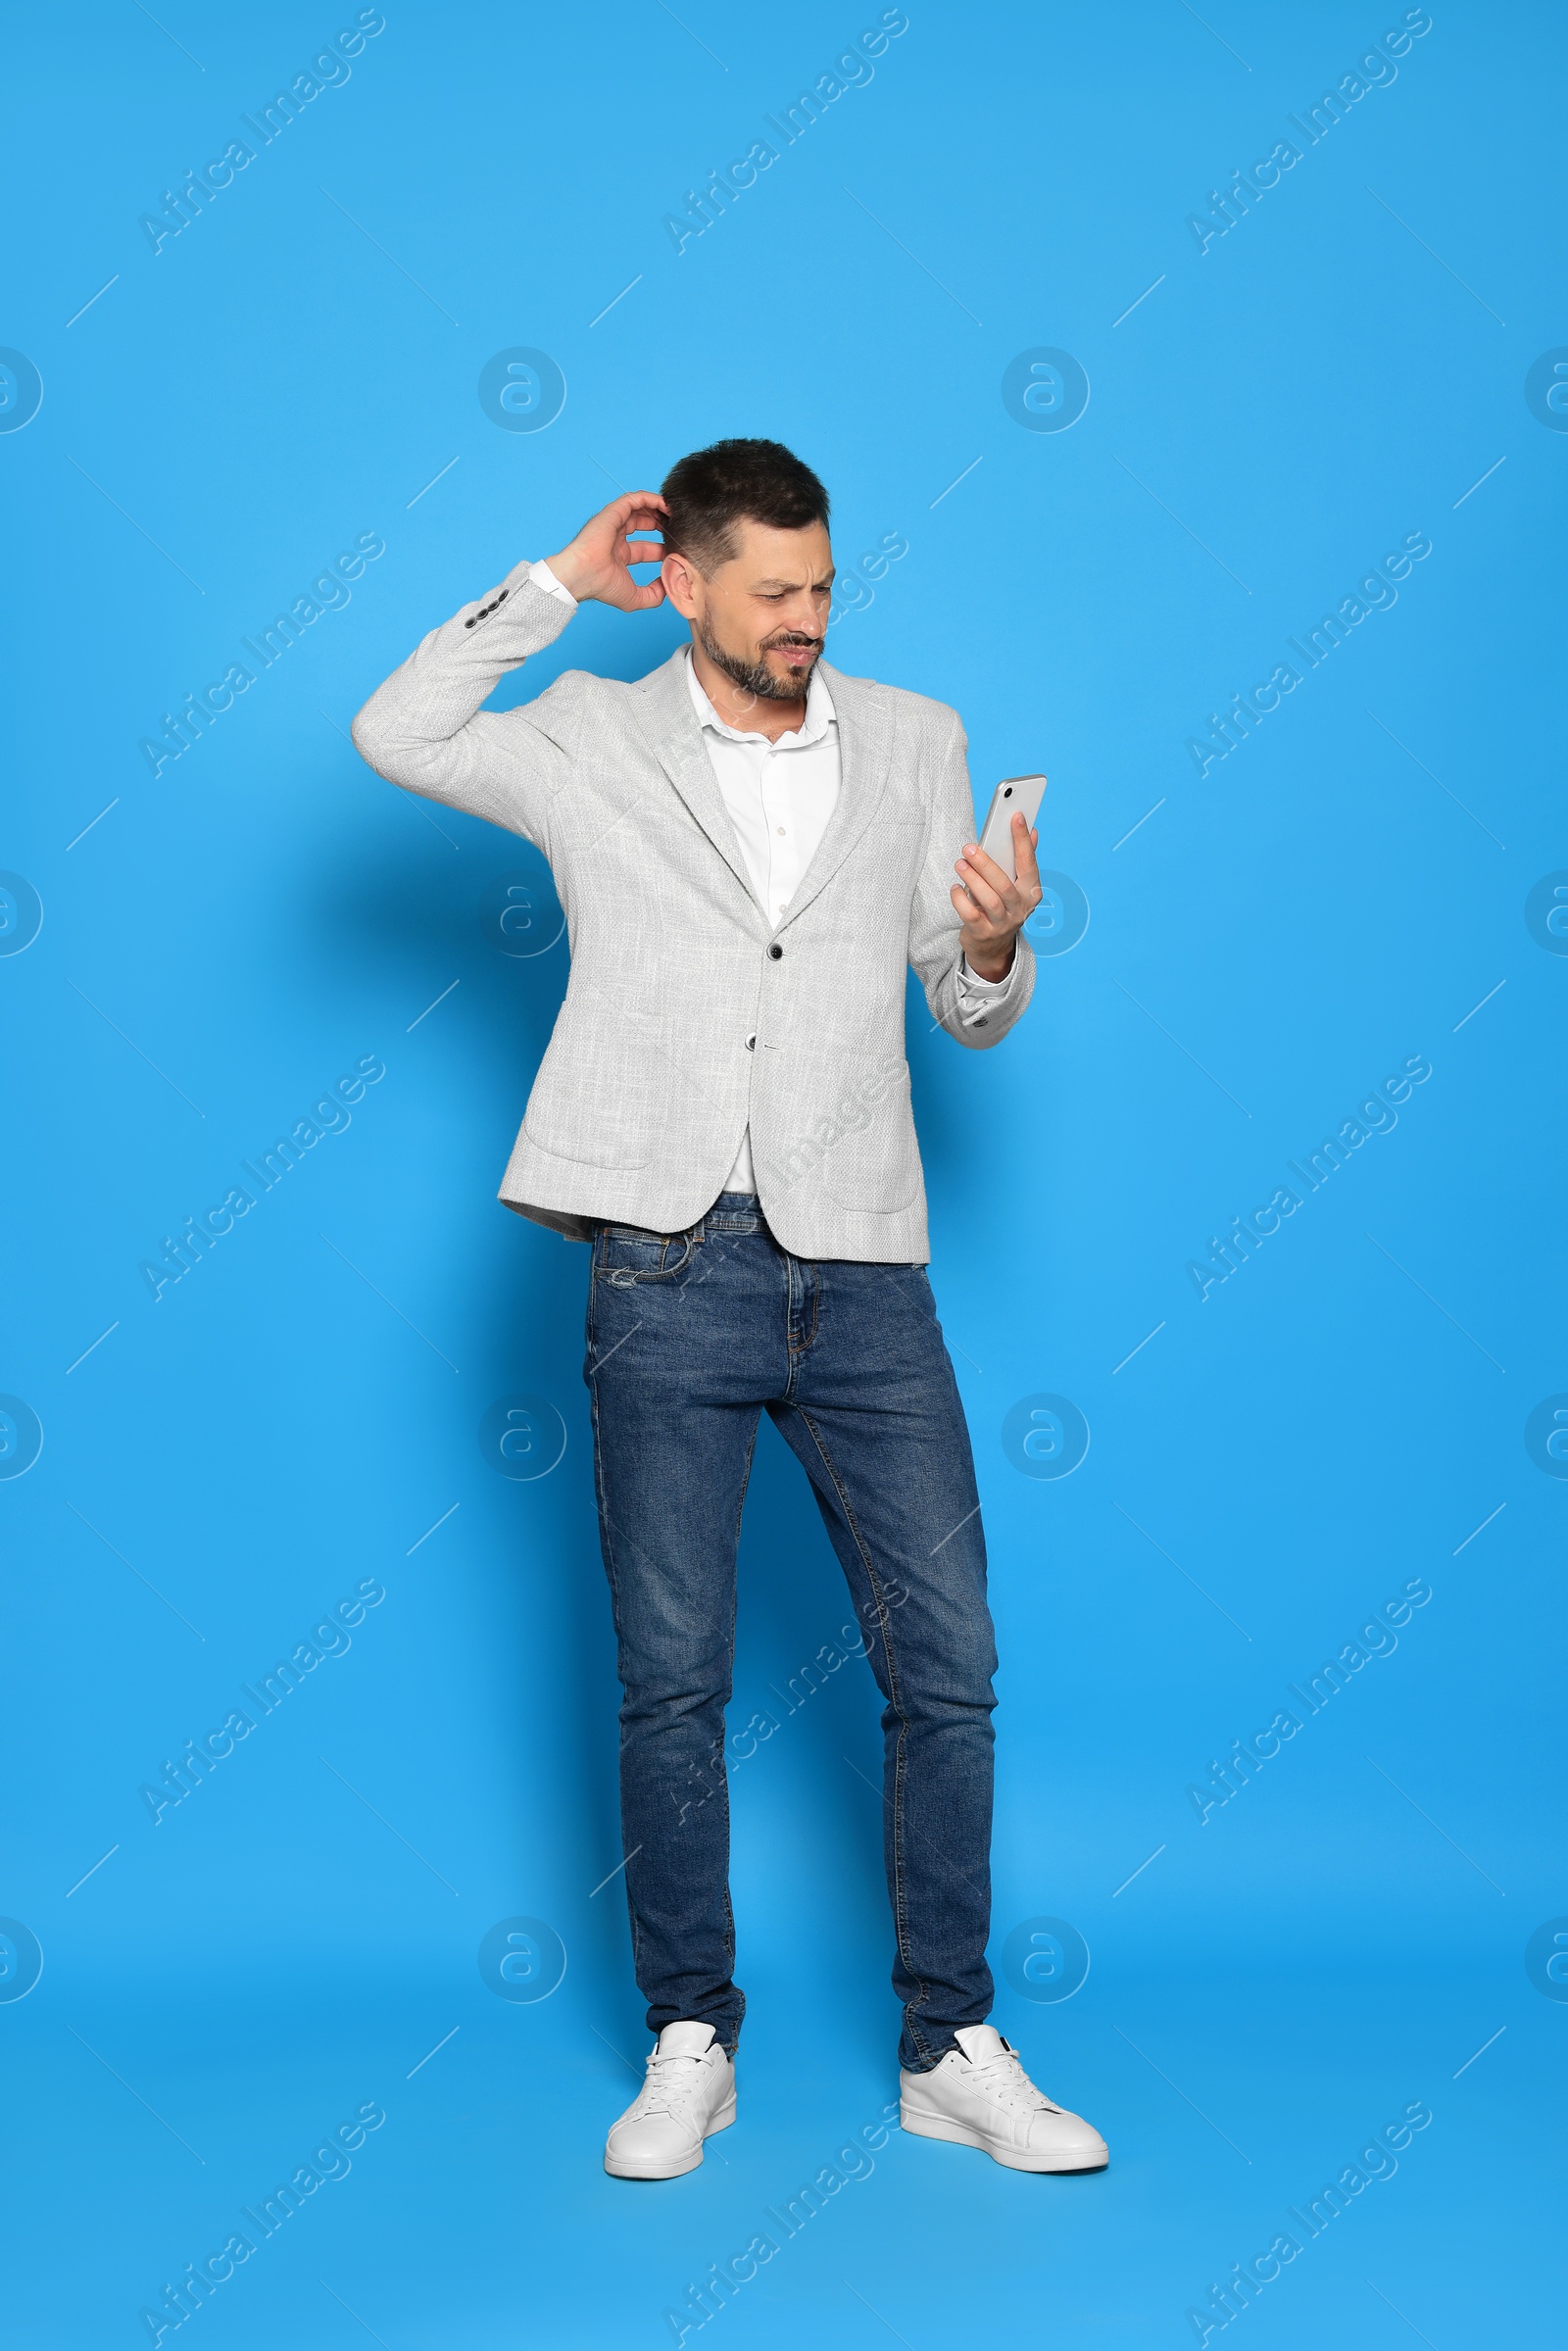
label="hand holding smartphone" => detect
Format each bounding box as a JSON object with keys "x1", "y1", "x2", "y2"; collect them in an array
[{"x1": 975, "y1": 773, "x2": 1048, "y2": 878}]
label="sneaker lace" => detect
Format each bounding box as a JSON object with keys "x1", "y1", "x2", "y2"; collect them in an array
[
  {"x1": 967, "y1": 2044, "x2": 1060, "y2": 2115},
  {"x1": 631, "y1": 2048, "x2": 709, "y2": 2120}
]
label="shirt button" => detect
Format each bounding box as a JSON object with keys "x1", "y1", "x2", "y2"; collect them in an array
[
  {"x1": 776, "y1": 826, "x2": 786, "y2": 836},
  {"x1": 767, "y1": 944, "x2": 783, "y2": 960}
]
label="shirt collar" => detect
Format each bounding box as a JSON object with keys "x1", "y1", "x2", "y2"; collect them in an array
[{"x1": 683, "y1": 644, "x2": 836, "y2": 748}]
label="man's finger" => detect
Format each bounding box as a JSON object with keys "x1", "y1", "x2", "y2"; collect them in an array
[
  {"x1": 1011, "y1": 813, "x2": 1041, "y2": 887},
  {"x1": 955, "y1": 857, "x2": 1004, "y2": 920},
  {"x1": 612, "y1": 490, "x2": 668, "y2": 519},
  {"x1": 961, "y1": 844, "x2": 1015, "y2": 902},
  {"x1": 619, "y1": 536, "x2": 666, "y2": 564},
  {"x1": 958, "y1": 851, "x2": 1020, "y2": 911}
]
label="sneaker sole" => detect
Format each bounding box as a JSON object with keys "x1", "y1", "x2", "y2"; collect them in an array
[
  {"x1": 900, "y1": 2102, "x2": 1108, "y2": 2173},
  {"x1": 604, "y1": 2093, "x2": 737, "y2": 2180}
]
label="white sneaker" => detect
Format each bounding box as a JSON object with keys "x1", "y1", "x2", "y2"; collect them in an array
[
  {"x1": 900, "y1": 2024, "x2": 1108, "y2": 2173},
  {"x1": 604, "y1": 2021, "x2": 736, "y2": 2180}
]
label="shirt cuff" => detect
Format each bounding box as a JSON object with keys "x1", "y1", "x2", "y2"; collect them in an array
[
  {"x1": 528, "y1": 558, "x2": 577, "y2": 610},
  {"x1": 956, "y1": 950, "x2": 1019, "y2": 997},
  {"x1": 955, "y1": 948, "x2": 1020, "y2": 1029}
]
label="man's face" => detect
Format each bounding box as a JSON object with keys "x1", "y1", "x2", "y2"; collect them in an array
[{"x1": 664, "y1": 517, "x2": 834, "y2": 702}]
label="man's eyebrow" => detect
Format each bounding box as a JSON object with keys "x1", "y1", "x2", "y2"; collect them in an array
[{"x1": 750, "y1": 570, "x2": 837, "y2": 590}]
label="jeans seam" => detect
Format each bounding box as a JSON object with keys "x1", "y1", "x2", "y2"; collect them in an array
[
  {"x1": 715, "y1": 1411, "x2": 759, "y2": 2023},
  {"x1": 782, "y1": 1257, "x2": 800, "y2": 1400},
  {"x1": 585, "y1": 1283, "x2": 645, "y2": 1984},
  {"x1": 782, "y1": 1256, "x2": 820, "y2": 1387},
  {"x1": 794, "y1": 1404, "x2": 936, "y2": 2065},
  {"x1": 734, "y1": 1414, "x2": 760, "y2": 1551},
  {"x1": 800, "y1": 1262, "x2": 819, "y2": 1353}
]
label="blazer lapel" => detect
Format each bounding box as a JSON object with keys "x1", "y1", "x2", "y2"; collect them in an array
[
  {"x1": 777, "y1": 661, "x2": 894, "y2": 930},
  {"x1": 640, "y1": 649, "x2": 761, "y2": 913}
]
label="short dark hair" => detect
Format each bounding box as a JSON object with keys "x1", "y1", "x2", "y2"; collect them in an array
[{"x1": 661, "y1": 437, "x2": 830, "y2": 575}]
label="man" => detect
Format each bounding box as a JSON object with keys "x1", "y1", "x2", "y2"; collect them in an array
[{"x1": 353, "y1": 439, "x2": 1107, "y2": 2180}]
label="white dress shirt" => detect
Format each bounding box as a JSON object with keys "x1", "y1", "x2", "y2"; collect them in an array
[{"x1": 528, "y1": 560, "x2": 1021, "y2": 1193}]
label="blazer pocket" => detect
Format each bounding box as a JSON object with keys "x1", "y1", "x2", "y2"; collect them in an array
[
  {"x1": 814, "y1": 1053, "x2": 921, "y2": 1215},
  {"x1": 522, "y1": 1004, "x2": 666, "y2": 1170}
]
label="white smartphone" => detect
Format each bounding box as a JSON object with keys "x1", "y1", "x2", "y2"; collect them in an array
[{"x1": 976, "y1": 773, "x2": 1047, "y2": 879}]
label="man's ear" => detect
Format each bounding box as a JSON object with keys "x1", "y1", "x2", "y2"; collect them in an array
[{"x1": 662, "y1": 551, "x2": 703, "y2": 619}]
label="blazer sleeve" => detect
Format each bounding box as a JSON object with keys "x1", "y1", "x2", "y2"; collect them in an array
[
  {"x1": 907, "y1": 709, "x2": 1036, "y2": 1051},
  {"x1": 350, "y1": 563, "x2": 580, "y2": 851}
]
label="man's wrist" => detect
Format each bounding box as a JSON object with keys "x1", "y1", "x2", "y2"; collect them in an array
[
  {"x1": 961, "y1": 940, "x2": 1016, "y2": 985},
  {"x1": 542, "y1": 548, "x2": 590, "y2": 600}
]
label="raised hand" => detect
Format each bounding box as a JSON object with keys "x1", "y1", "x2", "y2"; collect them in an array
[
  {"x1": 546, "y1": 492, "x2": 668, "y2": 612},
  {"x1": 952, "y1": 814, "x2": 1042, "y2": 982}
]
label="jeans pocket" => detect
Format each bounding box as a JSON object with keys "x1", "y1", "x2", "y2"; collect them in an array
[{"x1": 593, "y1": 1224, "x2": 701, "y2": 1286}]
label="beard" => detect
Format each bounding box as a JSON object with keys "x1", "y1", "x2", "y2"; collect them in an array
[{"x1": 697, "y1": 617, "x2": 821, "y2": 702}]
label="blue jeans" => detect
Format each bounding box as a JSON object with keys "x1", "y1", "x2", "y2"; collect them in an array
[{"x1": 583, "y1": 1192, "x2": 997, "y2": 2073}]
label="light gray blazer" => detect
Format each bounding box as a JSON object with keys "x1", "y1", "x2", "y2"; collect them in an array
[{"x1": 351, "y1": 561, "x2": 1034, "y2": 1260}]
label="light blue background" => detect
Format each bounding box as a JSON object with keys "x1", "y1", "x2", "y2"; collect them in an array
[{"x1": 2, "y1": 2, "x2": 1562, "y2": 2343}]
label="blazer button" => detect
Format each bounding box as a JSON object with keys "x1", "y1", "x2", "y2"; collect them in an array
[
  {"x1": 767, "y1": 944, "x2": 783, "y2": 960},
  {"x1": 745, "y1": 1035, "x2": 756, "y2": 1051}
]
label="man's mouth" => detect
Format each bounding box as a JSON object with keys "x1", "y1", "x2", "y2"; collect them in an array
[{"x1": 766, "y1": 637, "x2": 819, "y2": 670}]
